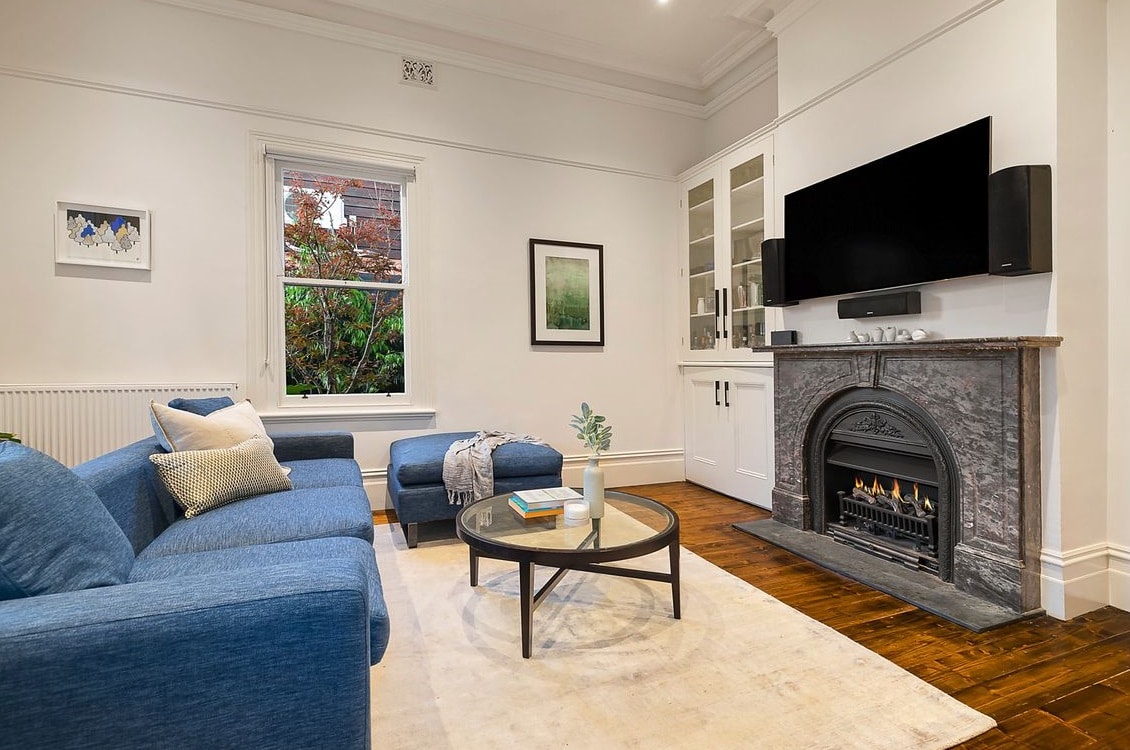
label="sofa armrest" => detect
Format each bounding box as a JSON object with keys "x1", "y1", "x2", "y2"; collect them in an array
[
  {"x1": 0, "y1": 562, "x2": 372, "y2": 750},
  {"x1": 270, "y1": 431, "x2": 355, "y2": 462}
]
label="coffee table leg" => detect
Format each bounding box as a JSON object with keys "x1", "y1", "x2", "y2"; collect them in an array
[
  {"x1": 469, "y1": 547, "x2": 479, "y2": 587},
  {"x1": 669, "y1": 539, "x2": 681, "y2": 620},
  {"x1": 519, "y1": 561, "x2": 534, "y2": 658}
]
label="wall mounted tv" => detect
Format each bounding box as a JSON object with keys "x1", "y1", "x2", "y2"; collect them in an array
[{"x1": 782, "y1": 116, "x2": 991, "y2": 303}]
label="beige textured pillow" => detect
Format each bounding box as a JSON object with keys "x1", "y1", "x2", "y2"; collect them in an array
[
  {"x1": 148, "y1": 436, "x2": 293, "y2": 518},
  {"x1": 150, "y1": 399, "x2": 272, "y2": 452}
]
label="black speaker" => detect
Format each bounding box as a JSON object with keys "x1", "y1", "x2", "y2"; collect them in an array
[
  {"x1": 761, "y1": 238, "x2": 797, "y2": 307},
  {"x1": 770, "y1": 330, "x2": 798, "y2": 346},
  {"x1": 837, "y1": 290, "x2": 921, "y2": 319},
  {"x1": 988, "y1": 164, "x2": 1052, "y2": 276}
]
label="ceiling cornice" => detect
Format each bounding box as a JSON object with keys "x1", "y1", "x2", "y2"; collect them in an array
[
  {"x1": 150, "y1": 0, "x2": 794, "y2": 117},
  {"x1": 765, "y1": 0, "x2": 821, "y2": 37}
]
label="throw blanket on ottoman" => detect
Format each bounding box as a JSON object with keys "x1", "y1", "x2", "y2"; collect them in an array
[{"x1": 442, "y1": 430, "x2": 547, "y2": 504}]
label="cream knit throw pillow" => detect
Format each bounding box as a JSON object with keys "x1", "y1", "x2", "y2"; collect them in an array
[{"x1": 149, "y1": 436, "x2": 292, "y2": 517}]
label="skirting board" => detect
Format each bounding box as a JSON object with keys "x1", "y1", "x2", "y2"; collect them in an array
[
  {"x1": 1040, "y1": 542, "x2": 1119, "y2": 620},
  {"x1": 734, "y1": 519, "x2": 1039, "y2": 632}
]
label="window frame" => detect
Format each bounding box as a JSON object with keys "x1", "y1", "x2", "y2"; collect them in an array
[{"x1": 250, "y1": 135, "x2": 431, "y2": 419}]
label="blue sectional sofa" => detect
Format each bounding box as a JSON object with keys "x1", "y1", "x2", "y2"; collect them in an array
[{"x1": 0, "y1": 412, "x2": 388, "y2": 749}]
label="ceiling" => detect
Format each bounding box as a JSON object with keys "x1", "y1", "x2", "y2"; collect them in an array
[{"x1": 228, "y1": 0, "x2": 807, "y2": 111}]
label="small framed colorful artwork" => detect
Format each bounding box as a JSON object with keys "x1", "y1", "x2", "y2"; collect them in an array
[
  {"x1": 528, "y1": 238, "x2": 605, "y2": 346},
  {"x1": 55, "y1": 202, "x2": 151, "y2": 270}
]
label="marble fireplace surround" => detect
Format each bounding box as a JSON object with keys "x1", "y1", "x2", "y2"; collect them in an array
[{"x1": 743, "y1": 337, "x2": 1061, "y2": 627}]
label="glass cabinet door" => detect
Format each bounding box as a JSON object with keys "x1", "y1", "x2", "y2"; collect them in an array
[
  {"x1": 729, "y1": 156, "x2": 765, "y2": 348},
  {"x1": 687, "y1": 178, "x2": 716, "y2": 351}
]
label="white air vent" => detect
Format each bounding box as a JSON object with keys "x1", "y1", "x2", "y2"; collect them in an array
[{"x1": 401, "y1": 57, "x2": 436, "y2": 88}]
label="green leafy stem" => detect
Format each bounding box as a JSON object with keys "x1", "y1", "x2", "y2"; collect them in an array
[{"x1": 569, "y1": 402, "x2": 612, "y2": 456}]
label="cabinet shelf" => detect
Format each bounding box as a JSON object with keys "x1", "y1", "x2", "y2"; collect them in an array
[
  {"x1": 688, "y1": 197, "x2": 714, "y2": 213},
  {"x1": 733, "y1": 258, "x2": 762, "y2": 269},
  {"x1": 732, "y1": 305, "x2": 765, "y2": 313},
  {"x1": 690, "y1": 234, "x2": 715, "y2": 246},
  {"x1": 731, "y1": 217, "x2": 765, "y2": 235},
  {"x1": 689, "y1": 270, "x2": 715, "y2": 280},
  {"x1": 730, "y1": 175, "x2": 765, "y2": 195}
]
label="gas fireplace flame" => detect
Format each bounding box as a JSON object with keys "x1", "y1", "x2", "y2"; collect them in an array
[
  {"x1": 891, "y1": 478, "x2": 901, "y2": 498},
  {"x1": 854, "y1": 476, "x2": 864, "y2": 490},
  {"x1": 871, "y1": 476, "x2": 883, "y2": 496}
]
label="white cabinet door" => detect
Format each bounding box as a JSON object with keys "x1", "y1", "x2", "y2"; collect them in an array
[
  {"x1": 680, "y1": 136, "x2": 781, "y2": 361},
  {"x1": 727, "y1": 368, "x2": 774, "y2": 508},
  {"x1": 683, "y1": 366, "x2": 774, "y2": 508},
  {"x1": 684, "y1": 368, "x2": 729, "y2": 488}
]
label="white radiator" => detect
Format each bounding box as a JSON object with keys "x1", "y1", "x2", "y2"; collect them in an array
[{"x1": 0, "y1": 383, "x2": 239, "y2": 466}]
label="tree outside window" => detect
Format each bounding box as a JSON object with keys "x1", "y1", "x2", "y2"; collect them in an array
[{"x1": 281, "y1": 169, "x2": 406, "y2": 395}]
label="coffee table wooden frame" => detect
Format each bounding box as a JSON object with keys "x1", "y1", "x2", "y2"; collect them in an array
[{"x1": 455, "y1": 490, "x2": 681, "y2": 658}]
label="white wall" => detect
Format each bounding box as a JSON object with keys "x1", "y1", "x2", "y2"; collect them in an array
[
  {"x1": 1107, "y1": 0, "x2": 1130, "y2": 611},
  {"x1": 702, "y1": 74, "x2": 779, "y2": 159},
  {"x1": 0, "y1": 0, "x2": 701, "y2": 503},
  {"x1": 770, "y1": 0, "x2": 1114, "y2": 618},
  {"x1": 1048, "y1": 0, "x2": 1110, "y2": 619}
]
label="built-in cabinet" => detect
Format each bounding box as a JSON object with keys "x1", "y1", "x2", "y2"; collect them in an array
[
  {"x1": 679, "y1": 135, "x2": 779, "y2": 508},
  {"x1": 682, "y1": 136, "x2": 780, "y2": 360},
  {"x1": 682, "y1": 365, "x2": 774, "y2": 508}
]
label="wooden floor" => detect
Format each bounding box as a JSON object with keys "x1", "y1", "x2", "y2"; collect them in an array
[{"x1": 379, "y1": 481, "x2": 1130, "y2": 749}]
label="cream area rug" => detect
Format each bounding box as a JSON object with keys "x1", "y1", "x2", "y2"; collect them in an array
[{"x1": 369, "y1": 522, "x2": 995, "y2": 749}]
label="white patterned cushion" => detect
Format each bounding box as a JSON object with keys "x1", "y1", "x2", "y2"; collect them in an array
[
  {"x1": 148, "y1": 436, "x2": 293, "y2": 518},
  {"x1": 150, "y1": 399, "x2": 272, "y2": 453}
]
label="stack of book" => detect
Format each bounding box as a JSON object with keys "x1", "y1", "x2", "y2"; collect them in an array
[{"x1": 507, "y1": 487, "x2": 583, "y2": 519}]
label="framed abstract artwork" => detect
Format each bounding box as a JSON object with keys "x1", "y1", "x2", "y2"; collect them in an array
[
  {"x1": 528, "y1": 238, "x2": 604, "y2": 346},
  {"x1": 55, "y1": 202, "x2": 151, "y2": 270}
]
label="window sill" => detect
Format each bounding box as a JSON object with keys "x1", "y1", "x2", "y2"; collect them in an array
[{"x1": 258, "y1": 406, "x2": 436, "y2": 430}]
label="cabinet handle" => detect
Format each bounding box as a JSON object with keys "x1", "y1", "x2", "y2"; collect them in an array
[
  {"x1": 724, "y1": 381, "x2": 730, "y2": 407},
  {"x1": 715, "y1": 380, "x2": 721, "y2": 406},
  {"x1": 714, "y1": 289, "x2": 721, "y2": 340},
  {"x1": 721, "y1": 288, "x2": 728, "y2": 339}
]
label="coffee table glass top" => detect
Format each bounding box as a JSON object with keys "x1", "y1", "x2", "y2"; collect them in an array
[{"x1": 457, "y1": 489, "x2": 676, "y2": 553}]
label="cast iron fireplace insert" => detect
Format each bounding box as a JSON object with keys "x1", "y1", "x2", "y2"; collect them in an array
[{"x1": 806, "y1": 388, "x2": 959, "y2": 582}]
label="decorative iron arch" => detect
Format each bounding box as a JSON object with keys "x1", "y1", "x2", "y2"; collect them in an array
[{"x1": 804, "y1": 387, "x2": 961, "y2": 582}]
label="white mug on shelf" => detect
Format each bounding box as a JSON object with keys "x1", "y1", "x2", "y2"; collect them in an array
[{"x1": 696, "y1": 297, "x2": 705, "y2": 315}]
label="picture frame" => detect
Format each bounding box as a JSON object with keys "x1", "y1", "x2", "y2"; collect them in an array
[
  {"x1": 55, "y1": 202, "x2": 150, "y2": 270},
  {"x1": 528, "y1": 238, "x2": 604, "y2": 346}
]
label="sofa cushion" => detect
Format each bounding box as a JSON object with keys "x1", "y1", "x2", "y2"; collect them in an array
[
  {"x1": 72, "y1": 437, "x2": 174, "y2": 554},
  {"x1": 149, "y1": 436, "x2": 293, "y2": 518},
  {"x1": 166, "y1": 395, "x2": 236, "y2": 416},
  {"x1": 389, "y1": 432, "x2": 563, "y2": 485},
  {"x1": 150, "y1": 399, "x2": 272, "y2": 453},
  {"x1": 284, "y1": 457, "x2": 363, "y2": 489},
  {"x1": 0, "y1": 442, "x2": 135, "y2": 600},
  {"x1": 129, "y1": 535, "x2": 390, "y2": 663},
  {"x1": 138, "y1": 484, "x2": 374, "y2": 558}
]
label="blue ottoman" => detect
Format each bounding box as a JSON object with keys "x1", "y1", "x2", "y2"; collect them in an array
[{"x1": 386, "y1": 432, "x2": 563, "y2": 547}]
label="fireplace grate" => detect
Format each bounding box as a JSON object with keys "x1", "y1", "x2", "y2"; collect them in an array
[{"x1": 830, "y1": 491, "x2": 939, "y2": 575}]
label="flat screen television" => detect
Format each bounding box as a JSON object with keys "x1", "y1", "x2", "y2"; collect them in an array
[{"x1": 782, "y1": 117, "x2": 991, "y2": 303}]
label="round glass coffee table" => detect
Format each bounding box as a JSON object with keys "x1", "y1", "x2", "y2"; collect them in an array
[{"x1": 455, "y1": 489, "x2": 680, "y2": 658}]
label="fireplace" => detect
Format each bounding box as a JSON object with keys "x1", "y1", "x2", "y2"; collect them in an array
[
  {"x1": 737, "y1": 337, "x2": 1060, "y2": 628},
  {"x1": 810, "y1": 388, "x2": 956, "y2": 580}
]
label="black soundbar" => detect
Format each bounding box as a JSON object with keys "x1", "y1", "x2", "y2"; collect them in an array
[{"x1": 837, "y1": 290, "x2": 921, "y2": 319}]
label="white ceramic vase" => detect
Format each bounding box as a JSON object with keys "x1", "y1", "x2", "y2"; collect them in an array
[{"x1": 583, "y1": 456, "x2": 605, "y2": 519}]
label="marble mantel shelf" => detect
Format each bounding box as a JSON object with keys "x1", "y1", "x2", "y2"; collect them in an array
[{"x1": 750, "y1": 335, "x2": 1062, "y2": 355}]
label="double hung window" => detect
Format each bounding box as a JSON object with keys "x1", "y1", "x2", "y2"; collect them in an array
[{"x1": 265, "y1": 154, "x2": 416, "y2": 407}]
